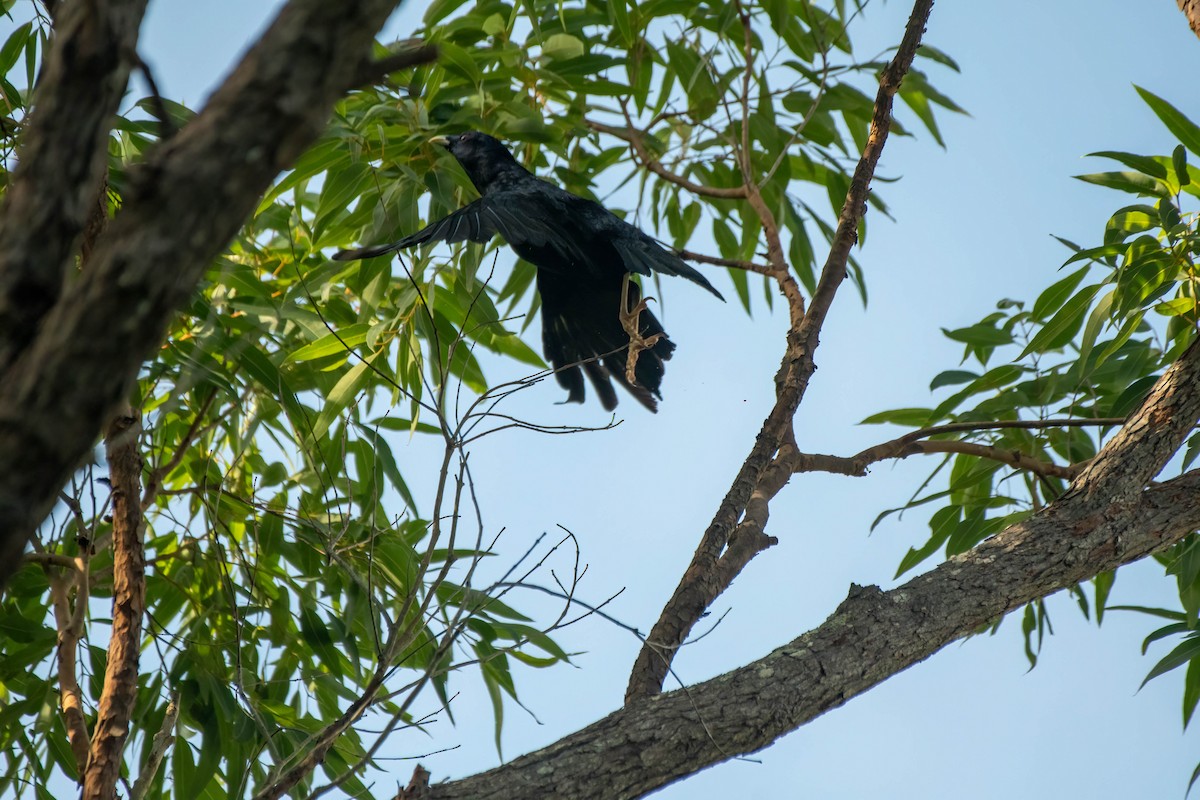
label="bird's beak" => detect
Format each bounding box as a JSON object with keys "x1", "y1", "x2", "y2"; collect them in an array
[{"x1": 429, "y1": 135, "x2": 450, "y2": 148}]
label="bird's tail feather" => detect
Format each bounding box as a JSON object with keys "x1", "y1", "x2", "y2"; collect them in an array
[{"x1": 539, "y1": 273, "x2": 674, "y2": 412}]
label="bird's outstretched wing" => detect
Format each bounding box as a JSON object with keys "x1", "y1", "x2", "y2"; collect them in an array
[{"x1": 334, "y1": 198, "x2": 526, "y2": 260}]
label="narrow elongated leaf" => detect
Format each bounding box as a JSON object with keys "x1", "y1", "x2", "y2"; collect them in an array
[{"x1": 1135, "y1": 86, "x2": 1200, "y2": 157}]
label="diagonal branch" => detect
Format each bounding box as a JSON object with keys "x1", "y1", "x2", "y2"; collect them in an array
[
  {"x1": 0, "y1": 0, "x2": 434, "y2": 593},
  {"x1": 0, "y1": 0, "x2": 148, "y2": 372},
  {"x1": 625, "y1": 0, "x2": 936, "y2": 703}
]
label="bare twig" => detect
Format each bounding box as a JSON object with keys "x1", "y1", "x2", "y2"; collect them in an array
[
  {"x1": 790, "y1": 417, "x2": 1126, "y2": 478},
  {"x1": 678, "y1": 248, "x2": 773, "y2": 276}
]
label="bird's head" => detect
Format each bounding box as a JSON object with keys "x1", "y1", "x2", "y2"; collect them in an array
[{"x1": 430, "y1": 131, "x2": 526, "y2": 194}]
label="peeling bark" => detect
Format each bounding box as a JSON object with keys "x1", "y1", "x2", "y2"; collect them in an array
[{"x1": 82, "y1": 410, "x2": 145, "y2": 800}]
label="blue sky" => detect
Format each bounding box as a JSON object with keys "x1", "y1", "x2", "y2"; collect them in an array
[{"x1": 42, "y1": 0, "x2": 1200, "y2": 796}]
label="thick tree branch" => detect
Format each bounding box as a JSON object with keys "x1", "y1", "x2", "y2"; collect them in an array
[
  {"x1": 0, "y1": 0, "x2": 147, "y2": 372},
  {"x1": 1071, "y1": 338, "x2": 1200, "y2": 499},
  {"x1": 82, "y1": 409, "x2": 144, "y2": 800},
  {"x1": 0, "y1": 0, "x2": 427, "y2": 592},
  {"x1": 429, "y1": 466, "x2": 1200, "y2": 800},
  {"x1": 625, "y1": 0, "x2": 935, "y2": 702}
]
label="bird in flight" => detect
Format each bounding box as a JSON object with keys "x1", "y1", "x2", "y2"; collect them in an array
[{"x1": 334, "y1": 131, "x2": 723, "y2": 412}]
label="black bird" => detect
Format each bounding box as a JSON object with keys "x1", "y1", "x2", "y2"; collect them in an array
[{"x1": 334, "y1": 131, "x2": 724, "y2": 412}]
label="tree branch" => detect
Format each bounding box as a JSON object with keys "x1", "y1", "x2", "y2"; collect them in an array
[
  {"x1": 48, "y1": 564, "x2": 90, "y2": 775},
  {"x1": 349, "y1": 40, "x2": 439, "y2": 88},
  {"x1": 129, "y1": 695, "x2": 179, "y2": 800},
  {"x1": 625, "y1": 0, "x2": 935, "y2": 702},
  {"x1": 585, "y1": 118, "x2": 749, "y2": 200},
  {"x1": 428, "y1": 465, "x2": 1200, "y2": 799},
  {"x1": 790, "y1": 417, "x2": 1127, "y2": 479},
  {"x1": 0, "y1": 0, "x2": 147, "y2": 372},
  {"x1": 82, "y1": 409, "x2": 145, "y2": 800},
  {"x1": 677, "y1": 249, "x2": 773, "y2": 277},
  {"x1": 0, "y1": 0, "x2": 422, "y2": 592}
]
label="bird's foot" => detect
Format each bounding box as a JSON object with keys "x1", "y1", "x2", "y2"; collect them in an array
[{"x1": 619, "y1": 273, "x2": 663, "y2": 386}]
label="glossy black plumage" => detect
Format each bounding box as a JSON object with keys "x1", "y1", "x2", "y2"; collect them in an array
[{"x1": 334, "y1": 131, "x2": 723, "y2": 412}]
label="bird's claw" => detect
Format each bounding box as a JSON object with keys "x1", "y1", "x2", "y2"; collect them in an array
[{"x1": 619, "y1": 274, "x2": 662, "y2": 386}]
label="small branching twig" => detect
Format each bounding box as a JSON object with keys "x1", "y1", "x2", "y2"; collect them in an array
[{"x1": 789, "y1": 417, "x2": 1125, "y2": 479}]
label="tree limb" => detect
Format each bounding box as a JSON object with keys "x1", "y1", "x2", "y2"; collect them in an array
[
  {"x1": 625, "y1": 0, "x2": 936, "y2": 702},
  {"x1": 790, "y1": 417, "x2": 1128, "y2": 479},
  {"x1": 82, "y1": 409, "x2": 144, "y2": 800},
  {"x1": 0, "y1": 0, "x2": 148, "y2": 372}
]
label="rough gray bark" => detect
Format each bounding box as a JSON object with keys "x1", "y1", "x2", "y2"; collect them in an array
[
  {"x1": 0, "y1": 0, "x2": 430, "y2": 591},
  {"x1": 0, "y1": 0, "x2": 147, "y2": 371}
]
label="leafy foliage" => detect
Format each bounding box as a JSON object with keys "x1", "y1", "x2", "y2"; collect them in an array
[
  {"x1": 870, "y1": 89, "x2": 1200, "y2": 705},
  {"x1": 0, "y1": 1, "x2": 965, "y2": 797}
]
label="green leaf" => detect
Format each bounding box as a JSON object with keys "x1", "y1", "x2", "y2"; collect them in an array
[
  {"x1": 0, "y1": 21, "x2": 30, "y2": 76},
  {"x1": 1104, "y1": 205, "x2": 1159, "y2": 245},
  {"x1": 941, "y1": 323, "x2": 1013, "y2": 347},
  {"x1": 286, "y1": 324, "x2": 372, "y2": 362},
  {"x1": 1140, "y1": 635, "x2": 1200, "y2": 690},
  {"x1": 609, "y1": 0, "x2": 633, "y2": 47},
  {"x1": 542, "y1": 33, "x2": 585, "y2": 61},
  {"x1": 1175, "y1": 144, "x2": 1192, "y2": 187},
  {"x1": 860, "y1": 407, "x2": 934, "y2": 427},
  {"x1": 1154, "y1": 297, "x2": 1197, "y2": 317},
  {"x1": 1185, "y1": 658, "x2": 1200, "y2": 729},
  {"x1": 1075, "y1": 171, "x2": 1169, "y2": 197},
  {"x1": 1031, "y1": 266, "x2": 1090, "y2": 320},
  {"x1": 1135, "y1": 86, "x2": 1200, "y2": 158},
  {"x1": 929, "y1": 370, "x2": 977, "y2": 390},
  {"x1": 895, "y1": 505, "x2": 959, "y2": 576},
  {"x1": 1086, "y1": 150, "x2": 1168, "y2": 179},
  {"x1": 1017, "y1": 284, "x2": 1101, "y2": 359},
  {"x1": 311, "y1": 355, "x2": 376, "y2": 440},
  {"x1": 1094, "y1": 570, "x2": 1115, "y2": 625}
]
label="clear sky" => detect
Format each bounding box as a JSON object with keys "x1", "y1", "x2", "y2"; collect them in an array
[{"x1": 48, "y1": 0, "x2": 1200, "y2": 797}]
